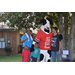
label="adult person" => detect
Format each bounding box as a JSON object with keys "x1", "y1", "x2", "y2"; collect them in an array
[
  {"x1": 51, "y1": 27, "x2": 62, "y2": 62},
  {"x1": 21, "y1": 29, "x2": 33, "y2": 51}
]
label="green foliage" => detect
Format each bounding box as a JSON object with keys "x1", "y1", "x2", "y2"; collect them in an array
[
  {"x1": 4, "y1": 46, "x2": 12, "y2": 55},
  {"x1": 0, "y1": 12, "x2": 71, "y2": 31}
]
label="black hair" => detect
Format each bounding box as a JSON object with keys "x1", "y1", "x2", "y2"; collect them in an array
[
  {"x1": 25, "y1": 45, "x2": 28, "y2": 47},
  {"x1": 26, "y1": 29, "x2": 32, "y2": 33},
  {"x1": 53, "y1": 27, "x2": 58, "y2": 33}
]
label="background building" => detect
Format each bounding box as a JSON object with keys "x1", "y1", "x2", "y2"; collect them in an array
[{"x1": 0, "y1": 24, "x2": 21, "y2": 55}]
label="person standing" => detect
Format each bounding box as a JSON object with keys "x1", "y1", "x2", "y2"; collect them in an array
[
  {"x1": 30, "y1": 43, "x2": 40, "y2": 62},
  {"x1": 21, "y1": 29, "x2": 33, "y2": 51},
  {"x1": 51, "y1": 27, "x2": 61, "y2": 62},
  {"x1": 22, "y1": 45, "x2": 30, "y2": 62}
]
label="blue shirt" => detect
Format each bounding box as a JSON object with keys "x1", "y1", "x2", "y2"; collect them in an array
[
  {"x1": 21, "y1": 33, "x2": 33, "y2": 48},
  {"x1": 30, "y1": 47, "x2": 40, "y2": 60}
]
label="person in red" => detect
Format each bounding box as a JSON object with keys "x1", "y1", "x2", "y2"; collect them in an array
[{"x1": 22, "y1": 45, "x2": 30, "y2": 62}]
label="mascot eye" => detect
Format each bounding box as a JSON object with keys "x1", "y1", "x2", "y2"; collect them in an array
[{"x1": 39, "y1": 19, "x2": 47, "y2": 25}]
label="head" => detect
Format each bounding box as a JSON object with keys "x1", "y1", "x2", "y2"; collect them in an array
[
  {"x1": 26, "y1": 29, "x2": 32, "y2": 35},
  {"x1": 40, "y1": 17, "x2": 53, "y2": 33},
  {"x1": 52, "y1": 27, "x2": 58, "y2": 34},
  {"x1": 24, "y1": 45, "x2": 28, "y2": 50},
  {"x1": 35, "y1": 43, "x2": 39, "y2": 48}
]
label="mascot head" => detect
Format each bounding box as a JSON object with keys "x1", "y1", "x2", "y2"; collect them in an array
[{"x1": 40, "y1": 17, "x2": 53, "y2": 34}]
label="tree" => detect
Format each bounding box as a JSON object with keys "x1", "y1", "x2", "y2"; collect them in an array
[
  {"x1": 70, "y1": 12, "x2": 75, "y2": 61},
  {"x1": 57, "y1": 13, "x2": 63, "y2": 50},
  {"x1": 2, "y1": 12, "x2": 34, "y2": 30},
  {"x1": 1, "y1": 12, "x2": 58, "y2": 30},
  {"x1": 63, "y1": 12, "x2": 68, "y2": 50}
]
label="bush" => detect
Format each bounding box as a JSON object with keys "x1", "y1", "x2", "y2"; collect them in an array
[{"x1": 4, "y1": 46, "x2": 12, "y2": 55}]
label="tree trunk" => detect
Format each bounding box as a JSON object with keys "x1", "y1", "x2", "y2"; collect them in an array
[
  {"x1": 70, "y1": 12, "x2": 75, "y2": 61},
  {"x1": 58, "y1": 14, "x2": 63, "y2": 51},
  {"x1": 64, "y1": 13, "x2": 68, "y2": 50}
]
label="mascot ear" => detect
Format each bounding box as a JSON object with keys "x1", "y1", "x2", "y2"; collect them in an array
[
  {"x1": 59, "y1": 34, "x2": 63, "y2": 40},
  {"x1": 39, "y1": 19, "x2": 46, "y2": 25},
  {"x1": 46, "y1": 17, "x2": 53, "y2": 25}
]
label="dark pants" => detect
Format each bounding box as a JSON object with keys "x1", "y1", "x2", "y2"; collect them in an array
[{"x1": 31, "y1": 56, "x2": 37, "y2": 62}]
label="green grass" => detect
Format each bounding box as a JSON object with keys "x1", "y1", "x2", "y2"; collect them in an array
[
  {"x1": 0, "y1": 53, "x2": 22, "y2": 62},
  {"x1": 0, "y1": 53, "x2": 52, "y2": 62}
]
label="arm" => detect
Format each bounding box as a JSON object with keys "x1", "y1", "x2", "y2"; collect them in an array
[
  {"x1": 21, "y1": 38, "x2": 28, "y2": 43},
  {"x1": 58, "y1": 41, "x2": 61, "y2": 55},
  {"x1": 28, "y1": 55, "x2": 30, "y2": 61},
  {"x1": 38, "y1": 49, "x2": 40, "y2": 61},
  {"x1": 21, "y1": 34, "x2": 28, "y2": 43},
  {"x1": 30, "y1": 30, "x2": 40, "y2": 52}
]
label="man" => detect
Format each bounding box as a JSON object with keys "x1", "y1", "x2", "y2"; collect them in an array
[
  {"x1": 21, "y1": 29, "x2": 33, "y2": 51},
  {"x1": 51, "y1": 27, "x2": 61, "y2": 62}
]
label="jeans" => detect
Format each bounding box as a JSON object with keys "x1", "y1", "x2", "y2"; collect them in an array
[
  {"x1": 51, "y1": 51, "x2": 61, "y2": 62},
  {"x1": 31, "y1": 56, "x2": 37, "y2": 62}
]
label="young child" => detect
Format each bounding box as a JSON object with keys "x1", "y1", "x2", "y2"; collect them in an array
[
  {"x1": 22, "y1": 45, "x2": 30, "y2": 62},
  {"x1": 30, "y1": 43, "x2": 40, "y2": 62}
]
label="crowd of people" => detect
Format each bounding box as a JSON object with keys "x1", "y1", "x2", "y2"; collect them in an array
[{"x1": 21, "y1": 27, "x2": 61, "y2": 62}]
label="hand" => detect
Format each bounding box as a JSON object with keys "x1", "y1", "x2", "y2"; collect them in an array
[
  {"x1": 30, "y1": 58, "x2": 32, "y2": 61},
  {"x1": 58, "y1": 50, "x2": 61, "y2": 55},
  {"x1": 25, "y1": 37, "x2": 28, "y2": 40}
]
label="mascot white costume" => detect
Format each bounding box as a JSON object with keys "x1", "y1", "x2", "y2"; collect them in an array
[{"x1": 30, "y1": 17, "x2": 54, "y2": 62}]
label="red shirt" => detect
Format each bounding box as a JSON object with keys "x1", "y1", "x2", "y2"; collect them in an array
[
  {"x1": 22, "y1": 50, "x2": 30, "y2": 62},
  {"x1": 35, "y1": 29, "x2": 53, "y2": 50}
]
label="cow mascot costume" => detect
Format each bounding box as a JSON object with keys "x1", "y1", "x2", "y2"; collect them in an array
[
  {"x1": 30, "y1": 17, "x2": 63, "y2": 62},
  {"x1": 30, "y1": 17, "x2": 53, "y2": 62}
]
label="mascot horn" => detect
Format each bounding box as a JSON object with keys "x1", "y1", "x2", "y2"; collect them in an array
[{"x1": 30, "y1": 17, "x2": 63, "y2": 62}]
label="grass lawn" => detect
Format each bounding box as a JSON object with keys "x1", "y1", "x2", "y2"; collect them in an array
[
  {"x1": 0, "y1": 53, "x2": 22, "y2": 62},
  {"x1": 0, "y1": 53, "x2": 52, "y2": 62}
]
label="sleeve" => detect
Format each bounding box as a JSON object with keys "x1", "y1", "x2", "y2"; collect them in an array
[
  {"x1": 21, "y1": 34, "x2": 27, "y2": 41},
  {"x1": 58, "y1": 35, "x2": 61, "y2": 42},
  {"x1": 59, "y1": 34, "x2": 63, "y2": 41}
]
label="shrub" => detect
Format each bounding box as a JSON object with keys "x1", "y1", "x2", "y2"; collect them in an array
[{"x1": 4, "y1": 46, "x2": 12, "y2": 55}]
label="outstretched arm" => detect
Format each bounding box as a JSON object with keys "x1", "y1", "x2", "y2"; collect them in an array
[
  {"x1": 30, "y1": 41, "x2": 36, "y2": 52},
  {"x1": 30, "y1": 40, "x2": 39, "y2": 52}
]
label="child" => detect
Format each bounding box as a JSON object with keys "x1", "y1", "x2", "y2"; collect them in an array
[
  {"x1": 22, "y1": 45, "x2": 30, "y2": 62},
  {"x1": 30, "y1": 43, "x2": 40, "y2": 62}
]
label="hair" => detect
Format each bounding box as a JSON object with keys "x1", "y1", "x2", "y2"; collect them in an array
[
  {"x1": 26, "y1": 29, "x2": 32, "y2": 33},
  {"x1": 35, "y1": 42, "x2": 39, "y2": 48},
  {"x1": 53, "y1": 27, "x2": 58, "y2": 33},
  {"x1": 25, "y1": 45, "x2": 28, "y2": 47}
]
